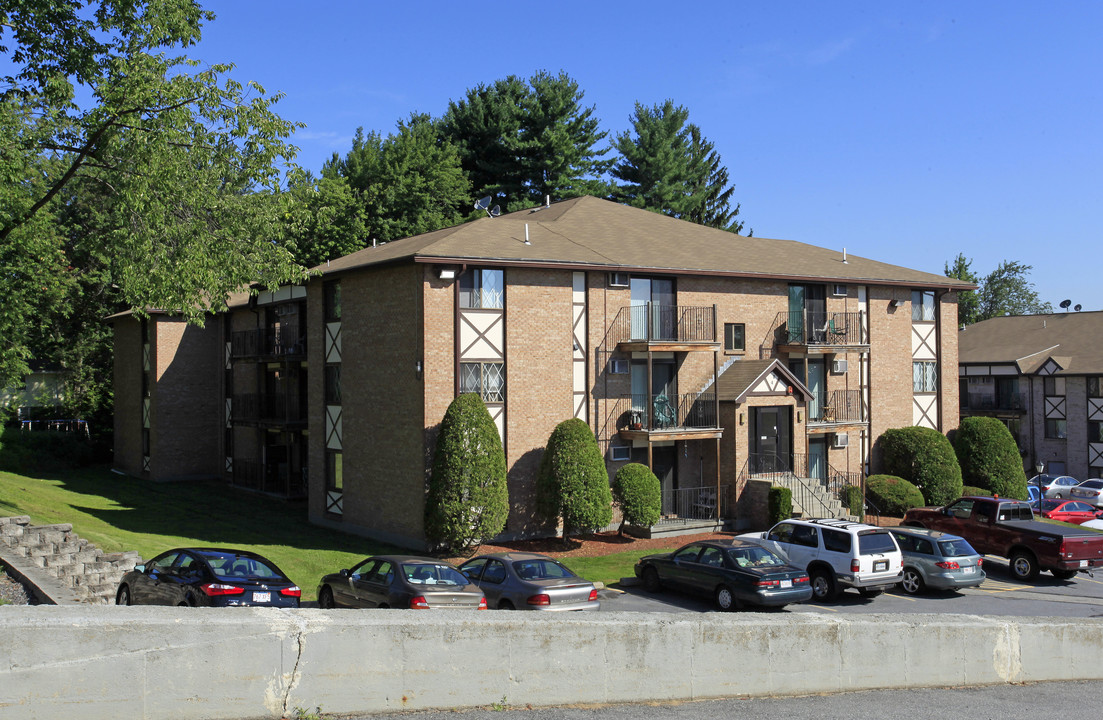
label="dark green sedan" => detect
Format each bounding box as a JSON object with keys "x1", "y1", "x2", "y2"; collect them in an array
[{"x1": 634, "y1": 538, "x2": 812, "y2": 611}]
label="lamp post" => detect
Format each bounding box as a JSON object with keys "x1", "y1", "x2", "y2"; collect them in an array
[{"x1": 1035, "y1": 461, "x2": 1045, "y2": 511}]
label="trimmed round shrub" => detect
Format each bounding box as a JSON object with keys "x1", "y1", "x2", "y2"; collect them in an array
[
  {"x1": 866, "y1": 474, "x2": 925, "y2": 516},
  {"x1": 962, "y1": 485, "x2": 993, "y2": 497},
  {"x1": 768, "y1": 486, "x2": 792, "y2": 525},
  {"x1": 612, "y1": 463, "x2": 661, "y2": 530},
  {"x1": 424, "y1": 393, "x2": 509, "y2": 553},
  {"x1": 536, "y1": 418, "x2": 613, "y2": 536},
  {"x1": 952, "y1": 416, "x2": 1029, "y2": 500},
  {"x1": 879, "y1": 426, "x2": 963, "y2": 506}
]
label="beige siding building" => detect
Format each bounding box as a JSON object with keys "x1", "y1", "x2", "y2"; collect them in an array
[{"x1": 112, "y1": 196, "x2": 969, "y2": 548}]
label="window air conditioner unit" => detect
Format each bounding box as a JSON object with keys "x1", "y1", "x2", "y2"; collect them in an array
[
  {"x1": 610, "y1": 446, "x2": 631, "y2": 462},
  {"x1": 608, "y1": 272, "x2": 630, "y2": 288},
  {"x1": 610, "y1": 358, "x2": 629, "y2": 374},
  {"x1": 832, "y1": 433, "x2": 849, "y2": 449},
  {"x1": 831, "y1": 359, "x2": 848, "y2": 373}
]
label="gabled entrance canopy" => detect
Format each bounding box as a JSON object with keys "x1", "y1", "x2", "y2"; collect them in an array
[{"x1": 715, "y1": 359, "x2": 813, "y2": 403}]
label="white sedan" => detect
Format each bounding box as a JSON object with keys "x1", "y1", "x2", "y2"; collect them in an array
[{"x1": 1070, "y1": 479, "x2": 1103, "y2": 508}]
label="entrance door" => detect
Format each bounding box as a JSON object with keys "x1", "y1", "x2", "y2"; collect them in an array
[
  {"x1": 752, "y1": 407, "x2": 792, "y2": 473},
  {"x1": 630, "y1": 277, "x2": 675, "y2": 340},
  {"x1": 808, "y1": 436, "x2": 827, "y2": 485},
  {"x1": 653, "y1": 445, "x2": 677, "y2": 513}
]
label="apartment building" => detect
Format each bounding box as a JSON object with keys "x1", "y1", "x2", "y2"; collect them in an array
[
  {"x1": 112, "y1": 196, "x2": 968, "y2": 547},
  {"x1": 958, "y1": 311, "x2": 1103, "y2": 480}
]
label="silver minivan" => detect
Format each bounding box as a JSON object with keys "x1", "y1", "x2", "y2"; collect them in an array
[{"x1": 889, "y1": 527, "x2": 985, "y2": 594}]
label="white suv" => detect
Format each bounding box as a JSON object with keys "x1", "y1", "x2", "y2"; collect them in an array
[{"x1": 744, "y1": 518, "x2": 903, "y2": 601}]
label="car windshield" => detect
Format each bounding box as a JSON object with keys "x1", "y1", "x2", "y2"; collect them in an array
[
  {"x1": 937, "y1": 538, "x2": 978, "y2": 557},
  {"x1": 857, "y1": 531, "x2": 897, "y2": 555},
  {"x1": 402, "y1": 563, "x2": 467, "y2": 586},
  {"x1": 512, "y1": 559, "x2": 575, "y2": 580},
  {"x1": 727, "y1": 546, "x2": 785, "y2": 568},
  {"x1": 1040, "y1": 500, "x2": 1061, "y2": 512},
  {"x1": 1082, "y1": 481, "x2": 1103, "y2": 490},
  {"x1": 201, "y1": 552, "x2": 284, "y2": 580}
]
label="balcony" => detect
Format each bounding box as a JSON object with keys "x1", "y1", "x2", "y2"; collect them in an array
[
  {"x1": 962, "y1": 392, "x2": 1027, "y2": 414},
  {"x1": 808, "y1": 390, "x2": 866, "y2": 427},
  {"x1": 610, "y1": 304, "x2": 719, "y2": 352},
  {"x1": 230, "y1": 393, "x2": 306, "y2": 427},
  {"x1": 231, "y1": 325, "x2": 306, "y2": 360},
  {"x1": 775, "y1": 311, "x2": 867, "y2": 353},
  {"x1": 231, "y1": 458, "x2": 306, "y2": 498},
  {"x1": 613, "y1": 392, "x2": 722, "y2": 440}
]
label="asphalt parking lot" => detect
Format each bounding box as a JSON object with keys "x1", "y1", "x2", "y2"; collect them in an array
[{"x1": 599, "y1": 555, "x2": 1103, "y2": 617}]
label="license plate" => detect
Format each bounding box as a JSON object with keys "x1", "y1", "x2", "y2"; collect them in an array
[
  {"x1": 1081, "y1": 560, "x2": 1089, "y2": 568},
  {"x1": 780, "y1": 580, "x2": 792, "y2": 588},
  {"x1": 253, "y1": 591, "x2": 271, "y2": 603},
  {"x1": 874, "y1": 560, "x2": 888, "y2": 572},
  {"x1": 962, "y1": 566, "x2": 974, "y2": 574}
]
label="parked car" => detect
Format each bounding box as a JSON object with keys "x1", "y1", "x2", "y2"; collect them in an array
[
  {"x1": 1028, "y1": 485, "x2": 1042, "y2": 504},
  {"x1": 1028, "y1": 474, "x2": 1081, "y2": 499},
  {"x1": 634, "y1": 538, "x2": 812, "y2": 611},
  {"x1": 743, "y1": 518, "x2": 902, "y2": 601},
  {"x1": 1035, "y1": 499, "x2": 1103, "y2": 524},
  {"x1": 1070, "y1": 479, "x2": 1103, "y2": 508},
  {"x1": 458, "y1": 552, "x2": 599, "y2": 611},
  {"x1": 115, "y1": 548, "x2": 301, "y2": 607},
  {"x1": 888, "y1": 527, "x2": 985, "y2": 595},
  {"x1": 317, "y1": 555, "x2": 486, "y2": 610}
]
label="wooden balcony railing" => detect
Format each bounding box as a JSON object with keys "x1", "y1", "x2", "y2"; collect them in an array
[{"x1": 608, "y1": 304, "x2": 716, "y2": 346}]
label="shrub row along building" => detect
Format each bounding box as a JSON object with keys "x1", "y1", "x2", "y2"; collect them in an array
[{"x1": 111, "y1": 196, "x2": 970, "y2": 547}]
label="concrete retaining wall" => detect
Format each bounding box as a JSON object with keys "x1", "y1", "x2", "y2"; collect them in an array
[{"x1": 2, "y1": 607, "x2": 1101, "y2": 720}]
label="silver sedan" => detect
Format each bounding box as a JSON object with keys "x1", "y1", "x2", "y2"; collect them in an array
[{"x1": 459, "y1": 552, "x2": 599, "y2": 611}]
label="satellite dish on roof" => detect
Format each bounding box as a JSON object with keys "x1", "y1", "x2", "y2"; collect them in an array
[
  {"x1": 489, "y1": 205, "x2": 500, "y2": 217},
  {"x1": 1075, "y1": 304, "x2": 1083, "y2": 312},
  {"x1": 474, "y1": 196, "x2": 492, "y2": 211},
  {"x1": 1060, "y1": 299, "x2": 1072, "y2": 310}
]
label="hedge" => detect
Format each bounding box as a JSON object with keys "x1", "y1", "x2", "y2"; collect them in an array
[
  {"x1": 952, "y1": 416, "x2": 1029, "y2": 500},
  {"x1": 612, "y1": 463, "x2": 661, "y2": 530},
  {"x1": 866, "y1": 474, "x2": 925, "y2": 516},
  {"x1": 880, "y1": 426, "x2": 963, "y2": 506},
  {"x1": 536, "y1": 418, "x2": 613, "y2": 536},
  {"x1": 767, "y1": 486, "x2": 792, "y2": 526}
]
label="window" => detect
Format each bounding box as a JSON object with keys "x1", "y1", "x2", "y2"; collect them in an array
[
  {"x1": 1045, "y1": 419, "x2": 1067, "y2": 439},
  {"x1": 459, "y1": 268, "x2": 504, "y2": 309},
  {"x1": 481, "y1": 560, "x2": 507, "y2": 584},
  {"x1": 1089, "y1": 377, "x2": 1103, "y2": 398},
  {"x1": 724, "y1": 323, "x2": 745, "y2": 352},
  {"x1": 324, "y1": 365, "x2": 342, "y2": 405},
  {"x1": 324, "y1": 281, "x2": 341, "y2": 322},
  {"x1": 461, "y1": 362, "x2": 505, "y2": 402},
  {"x1": 911, "y1": 290, "x2": 935, "y2": 321},
  {"x1": 326, "y1": 451, "x2": 343, "y2": 491},
  {"x1": 913, "y1": 361, "x2": 937, "y2": 393},
  {"x1": 610, "y1": 446, "x2": 631, "y2": 462},
  {"x1": 1044, "y1": 376, "x2": 1066, "y2": 396},
  {"x1": 821, "y1": 528, "x2": 850, "y2": 553},
  {"x1": 1090, "y1": 421, "x2": 1103, "y2": 444}
]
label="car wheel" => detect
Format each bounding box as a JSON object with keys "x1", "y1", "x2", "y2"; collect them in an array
[
  {"x1": 1052, "y1": 569, "x2": 1078, "y2": 580},
  {"x1": 498, "y1": 600, "x2": 515, "y2": 610},
  {"x1": 900, "y1": 568, "x2": 925, "y2": 595},
  {"x1": 116, "y1": 585, "x2": 131, "y2": 606},
  {"x1": 318, "y1": 586, "x2": 336, "y2": 609},
  {"x1": 714, "y1": 585, "x2": 741, "y2": 612},
  {"x1": 857, "y1": 587, "x2": 883, "y2": 598},
  {"x1": 1009, "y1": 551, "x2": 1039, "y2": 581},
  {"x1": 177, "y1": 601, "x2": 189, "y2": 607},
  {"x1": 1055, "y1": 493, "x2": 1063, "y2": 499},
  {"x1": 809, "y1": 568, "x2": 837, "y2": 601},
  {"x1": 642, "y1": 566, "x2": 662, "y2": 593}
]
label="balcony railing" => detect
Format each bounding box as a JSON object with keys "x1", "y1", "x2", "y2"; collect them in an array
[
  {"x1": 777, "y1": 310, "x2": 866, "y2": 346},
  {"x1": 809, "y1": 390, "x2": 865, "y2": 424},
  {"x1": 658, "y1": 484, "x2": 731, "y2": 523},
  {"x1": 741, "y1": 452, "x2": 862, "y2": 519},
  {"x1": 963, "y1": 392, "x2": 1027, "y2": 412},
  {"x1": 231, "y1": 325, "x2": 306, "y2": 359},
  {"x1": 609, "y1": 304, "x2": 716, "y2": 345},
  {"x1": 613, "y1": 392, "x2": 717, "y2": 433},
  {"x1": 230, "y1": 393, "x2": 305, "y2": 425},
  {"x1": 231, "y1": 458, "x2": 306, "y2": 498}
]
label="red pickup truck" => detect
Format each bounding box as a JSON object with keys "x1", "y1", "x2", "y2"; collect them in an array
[{"x1": 902, "y1": 496, "x2": 1103, "y2": 581}]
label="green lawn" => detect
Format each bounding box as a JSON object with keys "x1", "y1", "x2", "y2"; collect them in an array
[{"x1": 0, "y1": 466, "x2": 667, "y2": 599}]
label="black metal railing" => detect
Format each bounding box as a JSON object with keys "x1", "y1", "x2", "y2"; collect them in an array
[
  {"x1": 231, "y1": 325, "x2": 306, "y2": 359},
  {"x1": 809, "y1": 389, "x2": 864, "y2": 423},
  {"x1": 777, "y1": 310, "x2": 866, "y2": 346},
  {"x1": 612, "y1": 392, "x2": 717, "y2": 432},
  {"x1": 741, "y1": 452, "x2": 863, "y2": 519},
  {"x1": 963, "y1": 392, "x2": 1027, "y2": 412},
  {"x1": 609, "y1": 304, "x2": 716, "y2": 345},
  {"x1": 657, "y1": 484, "x2": 731, "y2": 523},
  {"x1": 231, "y1": 458, "x2": 306, "y2": 498},
  {"x1": 230, "y1": 393, "x2": 305, "y2": 424}
]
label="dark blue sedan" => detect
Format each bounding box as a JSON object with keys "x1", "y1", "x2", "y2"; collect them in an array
[
  {"x1": 115, "y1": 548, "x2": 301, "y2": 608},
  {"x1": 634, "y1": 538, "x2": 812, "y2": 611}
]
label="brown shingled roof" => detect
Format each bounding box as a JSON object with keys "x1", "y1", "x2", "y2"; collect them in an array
[
  {"x1": 715, "y1": 359, "x2": 812, "y2": 403},
  {"x1": 958, "y1": 311, "x2": 1103, "y2": 375},
  {"x1": 316, "y1": 196, "x2": 973, "y2": 289}
]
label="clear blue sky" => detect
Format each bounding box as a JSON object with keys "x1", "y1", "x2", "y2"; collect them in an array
[{"x1": 196, "y1": 3, "x2": 1102, "y2": 310}]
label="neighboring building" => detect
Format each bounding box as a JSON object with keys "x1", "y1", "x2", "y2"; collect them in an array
[
  {"x1": 1, "y1": 361, "x2": 66, "y2": 421},
  {"x1": 958, "y1": 311, "x2": 1103, "y2": 480},
  {"x1": 112, "y1": 196, "x2": 968, "y2": 547}
]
